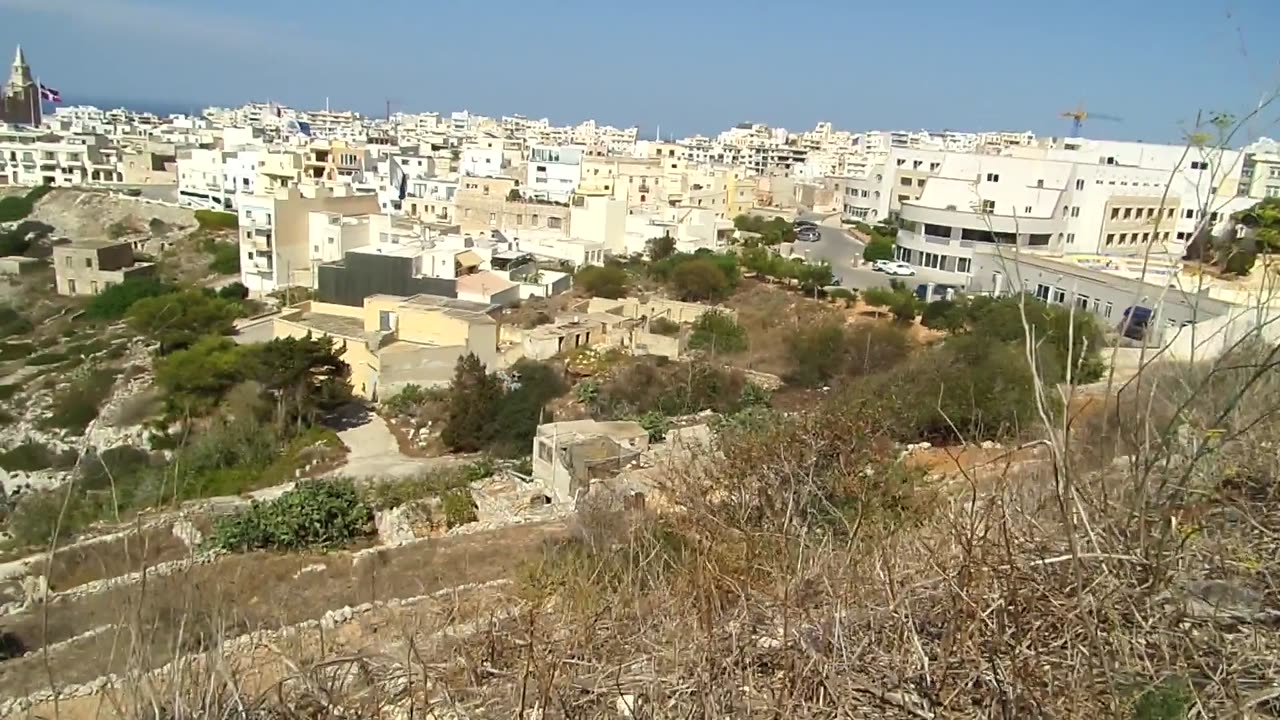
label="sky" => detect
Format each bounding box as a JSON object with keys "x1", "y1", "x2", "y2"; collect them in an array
[{"x1": 2, "y1": 0, "x2": 1280, "y2": 144}]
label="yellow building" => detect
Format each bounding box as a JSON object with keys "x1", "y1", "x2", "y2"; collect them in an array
[{"x1": 273, "y1": 293, "x2": 501, "y2": 399}]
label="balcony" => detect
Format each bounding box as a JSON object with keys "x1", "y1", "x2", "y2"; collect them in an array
[
  {"x1": 252, "y1": 254, "x2": 272, "y2": 271},
  {"x1": 252, "y1": 230, "x2": 272, "y2": 252}
]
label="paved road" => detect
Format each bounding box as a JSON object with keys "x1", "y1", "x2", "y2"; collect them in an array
[{"x1": 789, "y1": 212, "x2": 955, "y2": 291}]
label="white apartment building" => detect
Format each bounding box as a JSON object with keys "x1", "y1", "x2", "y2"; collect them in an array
[
  {"x1": 0, "y1": 126, "x2": 126, "y2": 186},
  {"x1": 459, "y1": 146, "x2": 505, "y2": 178},
  {"x1": 888, "y1": 140, "x2": 1248, "y2": 284},
  {"x1": 525, "y1": 144, "x2": 583, "y2": 203}
]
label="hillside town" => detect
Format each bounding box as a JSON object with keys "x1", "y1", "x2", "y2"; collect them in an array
[{"x1": 0, "y1": 37, "x2": 1279, "y2": 719}]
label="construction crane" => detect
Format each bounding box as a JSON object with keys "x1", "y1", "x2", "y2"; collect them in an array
[{"x1": 1061, "y1": 105, "x2": 1123, "y2": 135}]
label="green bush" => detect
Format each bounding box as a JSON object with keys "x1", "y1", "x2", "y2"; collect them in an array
[
  {"x1": 78, "y1": 446, "x2": 153, "y2": 491},
  {"x1": 638, "y1": 410, "x2": 669, "y2": 442},
  {"x1": 27, "y1": 351, "x2": 69, "y2": 366},
  {"x1": 0, "y1": 197, "x2": 34, "y2": 223},
  {"x1": 210, "y1": 479, "x2": 374, "y2": 552},
  {"x1": 0, "y1": 220, "x2": 54, "y2": 256},
  {"x1": 381, "y1": 384, "x2": 440, "y2": 416},
  {"x1": 194, "y1": 209, "x2": 239, "y2": 230},
  {"x1": 688, "y1": 310, "x2": 747, "y2": 354},
  {"x1": 217, "y1": 281, "x2": 249, "y2": 300},
  {"x1": 0, "y1": 441, "x2": 78, "y2": 471},
  {"x1": 207, "y1": 241, "x2": 241, "y2": 274},
  {"x1": 0, "y1": 341, "x2": 34, "y2": 361},
  {"x1": 827, "y1": 288, "x2": 857, "y2": 306},
  {"x1": 84, "y1": 277, "x2": 177, "y2": 321},
  {"x1": 648, "y1": 317, "x2": 681, "y2": 336},
  {"x1": 862, "y1": 238, "x2": 895, "y2": 262},
  {"x1": 670, "y1": 257, "x2": 731, "y2": 301},
  {"x1": 441, "y1": 488, "x2": 478, "y2": 528},
  {"x1": 0, "y1": 307, "x2": 32, "y2": 339},
  {"x1": 787, "y1": 321, "x2": 913, "y2": 388},
  {"x1": 574, "y1": 265, "x2": 630, "y2": 298},
  {"x1": 0, "y1": 384, "x2": 17, "y2": 400},
  {"x1": 42, "y1": 368, "x2": 120, "y2": 435}
]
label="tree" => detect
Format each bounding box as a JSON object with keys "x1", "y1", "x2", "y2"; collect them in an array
[
  {"x1": 671, "y1": 258, "x2": 730, "y2": 301},
  {"x1": 441, "y1": 353, "x2": 503, "y2": 452},
  {"x1": 127, "y1": 289, "x2": 240, "y2": 354},
  {"x1": 795, "y1": 262, "x2": 835, "y2": 295},
  {"x1": 862, "y1": 238, "x2": 894, "y2": 262},
  {"x1": 647, "y1": 233, "x2": 676, "y2": 261},
  {"x1": 488, "y1": 359, "x2": 569, "y2": 456},
  {"x1": 786, "y1": 322, "x2": 850, "y2": 387},
  {"x1": 574, "y1": 264, "x2": 630, "y2": 298},
  {"x1": 688, "y1": 310, "x2": 747, "y2": 354},
  {"x1": 155, "y1": 336, "x2": 249, "y2": 413},
  {"x1": 242, "y1": 335, "x2": 352, "y2": 432}
]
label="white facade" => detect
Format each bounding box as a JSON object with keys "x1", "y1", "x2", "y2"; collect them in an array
[
  {"x1": 886, "y1": 140, "x2": 1247, "y2": 284},
  {"x1": 525, "y1": 145, "x2": 583, "y2": 203},
  {"x1": 460, "y1": 146, "x2": 504, "y2": 178}
]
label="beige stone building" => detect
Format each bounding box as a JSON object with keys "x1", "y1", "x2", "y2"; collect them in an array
[
  {"x1": 453, "y1": 175, "x2": 571, "y2": 236},
  {"x1": 273, "y1": 293, "x2": 501, "y2": 399},
  {"x1": 52, "y1": 239, "x2": 156, "y2": 296}
]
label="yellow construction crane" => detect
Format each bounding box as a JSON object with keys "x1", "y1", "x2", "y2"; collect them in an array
[{"x1": 1061, "y1": 105, "x2": 1122, "y2": 135}]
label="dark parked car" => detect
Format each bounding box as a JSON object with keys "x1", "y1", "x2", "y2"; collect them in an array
[
  {"x1": 796, "y1": 227, "x2": 821, "y2": 242},
  {"x1": 794, "y1": 219, "x2": 818, "y2": 228}
]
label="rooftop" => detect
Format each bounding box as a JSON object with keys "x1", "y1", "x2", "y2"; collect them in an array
[
  {"x1": 537, "y1": 419, "x2": 648, "y2": 444},
  {"x1": 284, "y1": 311, "x2": 367, "y2": 339},
  {"x1": 455, "y1": 271, "x2": 517, "y2": 296}
]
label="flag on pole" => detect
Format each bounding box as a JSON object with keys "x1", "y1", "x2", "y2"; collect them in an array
[{"x1": 38, "y1": 83, "x2": 61, "y2": 103}]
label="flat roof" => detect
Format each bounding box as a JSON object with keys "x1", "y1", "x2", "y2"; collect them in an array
[
  {"x1": 400, "y1": 293, "x2": 498, "y2": 323},
  {"x1": 283, "y1": 311, "x2": 366, "y2": 339},
  {"x1": 54, "y1": 238, "x2": 131, "y2": 250}
]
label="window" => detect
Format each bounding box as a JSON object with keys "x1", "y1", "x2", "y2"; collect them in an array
[
  {"x1": 916, "y1": 178, "x2": 926, "y2": 187},
  {"x1": 1123, "y1": 207, "x2": 1133, "y2": 220},
  {"x1": 464, "y1": 208, "x2": 472, "y2": 218},
  {"x1": 986, "y1": 173, "x2": 1000, "y2": 182},
  {"x1": 1104, "y1": 302, "x2": 1113, "y2": 319},
  {"x1": 898, "y1": 194, "x2": 910, "y2": 203},
  {"x1": 1051, "y1": 288, "x2": 1066, "y2": 304},
  {"x1": 1024, "y1": 206, "x2": 1033, "y2": 214},
  {"x1": 1071, "y1": 206, "x2": 1080, "y2": 218},
  {"x1": 1110, "y1": 207, "x2": 1120, "y2": 220},
  {"x1": 1184, "y1": 209, "x2": 1194, "y2": 219},
  {"x1": 900, "y1": 177, "x2": 912, "y2": 187},
  {"x1": 1190, "y1": 160, "x2": 1208, "y2": 170},
  {"x1": 313, "y1": 245, "x2": 319, "y2": 253},
  {"x1": 957, "y1": 257, "x2": 971, "y2": 273},
  {"x1": 1075, "y1": 179, "x2": 1085, "y2": 190},
  {"x1": 547, "y1": 217, "x2": 563, "y2": 229},
  {"x1": 84, "y1": 257, "x2": 93, "y2": 268},
  {"x1": 67, "y1": 279, "x2": 76, "y2": 294},
  {"x1": 488, "y1": 212, "x2": 496, "y2": 223},
  {"x1": 981, "y1": 200, "x2": 995, "y2": 213},
  {"x1": 1036, "y1": 179, "x2": 1044, "y2": 188},
  {"x1": 913, "y1": 160, "x2": 922, "y2": 169},
  {"x1": 63, "y1": 256, "x2": 72, "y2": 267},
  {"x1": 90, "y1": 281, "x2": 99, "y2": 294},
  {"x1": 1146, "y1": 208, "x2": 1155, "y2": 219},
  {"x1": 1062, "y1": 206, "x2": 1069, "y2": 218},
  {"x1": 1076, "y1": 294, "x2": 1090, "y2": 311},
  {"x1": 1166, "y1": 208, "x2": 1175, "y2": 219},
  {"x1": 532, "y1": 214, "x2": 540, "y2": 225},
  {"x1": 1028, "y1": 234, "x2": 1051, "y2": 246},
  {"x1": 1118, "y1": 233, "x2": 1128, "y2": 244},
  {"x1": 923, "y1": 223, "x2": 952, "y2": 237},
  {"x1": 1035, "y1": 283, "x2": 1051, "y2": 300},
  {"x1": 516, "y1": 214, "x2": 524, "y2": 226},
  {"x1": 1066, "y1": 233, "x2": 1076, "y2": 244}
]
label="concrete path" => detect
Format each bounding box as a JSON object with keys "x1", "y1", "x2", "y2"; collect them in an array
[{"x1": 329, "y1": 411, "x2": 474, "y2": 480}]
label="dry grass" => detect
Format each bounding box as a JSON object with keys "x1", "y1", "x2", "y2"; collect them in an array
[{"x1": 0, "y1": 521, "x2": 564, "y2": 699}]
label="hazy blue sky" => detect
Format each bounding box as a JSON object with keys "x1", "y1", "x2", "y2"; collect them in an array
[{"x1": 2, "y1": 0, "x2": 1279, "y2": 142}]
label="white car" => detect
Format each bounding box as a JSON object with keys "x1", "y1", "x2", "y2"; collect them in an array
[
  {"x1": 870, "y1": 259, "x2": 894, "y2": 272},
  {"x1": 880, "y1": 261, "x2": 916, "y2": 276}
]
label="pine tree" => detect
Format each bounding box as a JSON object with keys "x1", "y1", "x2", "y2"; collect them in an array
[{"x1": 441, "y1": 353, "x2": 502, "y2": 452}]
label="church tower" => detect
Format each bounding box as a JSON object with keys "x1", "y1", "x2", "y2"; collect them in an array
[{"x1": 1, "y1": 46, "x2": 41, "y2": 126}]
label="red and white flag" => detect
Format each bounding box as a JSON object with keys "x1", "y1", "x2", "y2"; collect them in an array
[{"x1": 38, "y1": 83, "x2": 61, "y2": 103}]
